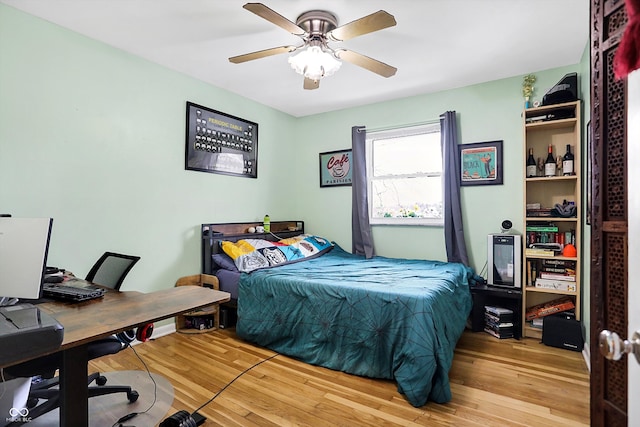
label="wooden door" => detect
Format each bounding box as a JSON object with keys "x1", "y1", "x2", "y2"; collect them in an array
[{"x1": 590, "y1": 0, "x2": 630, "y2": 425}]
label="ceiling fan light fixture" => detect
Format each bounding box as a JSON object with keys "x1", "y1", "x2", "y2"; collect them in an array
[{"x1": 288, "y1": 45, "x2": 341, "y2": 81}]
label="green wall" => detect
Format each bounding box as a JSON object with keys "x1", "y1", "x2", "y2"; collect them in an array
[
  {"x1": 0, "y1": 5, "x2": 297, "y2": 292},
  {"x1": 1, "y1": 1, "x2": 589, "y2": 339},
  {"x1": 294, "y1": 66, "x2": 583, "y2": 270}
]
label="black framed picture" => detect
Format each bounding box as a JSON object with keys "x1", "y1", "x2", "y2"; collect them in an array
[
  {"x1": 459, "y1": 140, "x2": 503, "y2": 186},
  {"x1": 319, "y1": 149, "x2": 352, "y2": 187},
  {"x1": 185, "y1": 102, "x2": 258, "y2": 178}
]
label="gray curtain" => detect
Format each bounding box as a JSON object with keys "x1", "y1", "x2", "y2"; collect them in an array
[
  {"x1": 440, "y1": 111, "x2": 469, "y2": 265},
  {"x1": 351, "y1": 126, "x2": 375, "y2": 258}
]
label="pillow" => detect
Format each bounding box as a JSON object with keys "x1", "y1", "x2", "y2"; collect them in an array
[
  {"x1": 212, "y1": 253, "x2": 239, "y2": 272},
  {"x1": 221, "y1": 234, "x2": 333, "y2": 273}
]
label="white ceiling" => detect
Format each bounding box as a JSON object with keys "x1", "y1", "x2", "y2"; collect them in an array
[{"x1": 1, "y1": 0, "x2": 589, "y2": 117}]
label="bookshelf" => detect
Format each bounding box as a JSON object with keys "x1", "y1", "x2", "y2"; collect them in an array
[{"x1": 521, "y1": 101, "x2": 581, "y2": 339}]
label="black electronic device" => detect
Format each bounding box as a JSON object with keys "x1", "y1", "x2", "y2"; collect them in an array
[
  {"x1": 500, "y1": 220, "x2": 513, "y2": 233},
  {"x1": 42, "y1": 278, "x2": 106, "y2": 302},
  {"x1": 0, "y1": 304, "x2": 64, "y2": 366},
  {"x1": 219, "y1": 306, "x2": 237, "y2": 329},
  {"x1": 487, "y1": 234, "x2": 522, "y2": 288},
  {"x1": 542, "y1": 313, "x2": 583, "y2": 351},
  {"x1": 542, "y1": 72, "x2": 578, "y2": 106}
]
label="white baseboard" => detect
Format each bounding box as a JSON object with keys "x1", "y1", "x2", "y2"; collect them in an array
[{"x1": 129, "y1": 322, "x2": 176, "y2": 346}]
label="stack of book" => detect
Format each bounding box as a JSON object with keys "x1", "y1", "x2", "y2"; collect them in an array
[
  {"x1": 484, "y1": 305, "x2": 514, "y2": 339},
  {"x1": 527, "y1": 259, "x2": 577, "y2": 290}
]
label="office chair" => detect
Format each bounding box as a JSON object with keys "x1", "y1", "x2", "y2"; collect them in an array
[{"x1": 5, "y1": 252, "x2": 142, "y2": 424}]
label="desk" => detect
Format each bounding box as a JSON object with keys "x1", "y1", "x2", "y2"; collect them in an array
[{"x1": 9, "y1": 285, "x2": 230, "y2": 426}]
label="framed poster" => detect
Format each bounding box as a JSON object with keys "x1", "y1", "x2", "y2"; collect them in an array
[
  {"x1": 185, "y1": 102, "x2": 258, "y2": 178},
  {"x1": 459, "y1": 140, "x2": 503, "y2": 186},
  {"x1": 319, "y1": 149, "x2": 352, "y2": 187}
]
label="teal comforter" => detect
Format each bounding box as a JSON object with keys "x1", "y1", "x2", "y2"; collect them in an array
[{"x1": 236, "y1": 245, "x2": 473, "y2": 407}]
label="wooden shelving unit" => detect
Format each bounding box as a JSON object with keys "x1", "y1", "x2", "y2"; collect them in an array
[
  {"x1": 522, "y1": 101, "x2": 582, "y2": 339},
  {"x1": 175, "y1": 274, "x2": 220, "y2": 333}
]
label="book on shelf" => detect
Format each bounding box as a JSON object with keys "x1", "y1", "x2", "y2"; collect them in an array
[
  {"x1": 540, "y1": 259, "x2": 576, "y2": 275},
  {"x1": 525, "y1": 248, "x2": 557, "y2": 257},
  {"x1": 484, "y1": 311, "x2": 513, "y2": 324},
  {"x1": 526, "y1": 208, "x2": 553, "y2": 217},
  {"x1": 535, "y1": 278, "x2": 577, "y2": 292},
  {"x1": 525, "y1": 296, "x2": 575, "y2": 320},
  {"x1": 485, "y1": 320, "x2": 514, "y2": 330},
  {"x1": 527, "y1": 259, "x2": 577, "y2": 287},
  {"x1": 538, "y1": 272, "x2": 576, "y2": 281},
  {"x1": 484, "y1": 312, "x2": 514, "y2": 326},
  {"x1": 484, "y1": 305, "x2": 513, "y2": 317},
  {"x1": 530, "y1": 318, "x2": 544, "y2": 329},
  {"x1": 526, "y1": 224, "x2": 559, "y2": 232},
  {"x1": 484, "y1": 326, "x2": 514, "y2": 339}
]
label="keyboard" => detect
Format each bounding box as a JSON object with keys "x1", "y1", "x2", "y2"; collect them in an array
[{"x1": 43, "y1": 281, "x2": 105, "y2": 302}]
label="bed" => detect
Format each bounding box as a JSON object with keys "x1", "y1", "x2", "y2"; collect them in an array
[{"x1": 201, "y1": 221, "x2": 474, "y2": 407}]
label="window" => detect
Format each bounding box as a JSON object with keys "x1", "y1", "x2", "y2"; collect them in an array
[{"x1": 366, "y1": 123, "x2": 443, "y2": 226}]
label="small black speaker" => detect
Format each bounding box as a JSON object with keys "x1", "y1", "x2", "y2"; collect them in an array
[
  {"x1": 219, "y1": 306, "x2": 237, "y2": 329},
  {"x1": 542, "y1": 313, "x2": 584, "y2": 351}
]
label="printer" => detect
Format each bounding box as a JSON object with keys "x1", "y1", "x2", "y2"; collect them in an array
[{"x1": 0, "y1": 304, "x2": 64, "y2": 367}]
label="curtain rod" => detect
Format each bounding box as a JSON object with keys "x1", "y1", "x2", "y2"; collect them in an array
[{"x1": 359, "y1": 118, "x2": 442, "y2": 133}]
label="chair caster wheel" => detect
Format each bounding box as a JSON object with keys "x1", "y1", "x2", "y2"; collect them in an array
[
  {"x1": 26, "y1": 397, "x2": 39, "y2": 409},
  {"x1": 96, "y1": 375, "x2": 107, "y2": 386},
  {"x1": 127, "y1": 390, "x2": 139, "y2": 403}
]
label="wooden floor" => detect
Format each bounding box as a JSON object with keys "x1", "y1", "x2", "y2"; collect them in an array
[{"x1": 89, "y1": 329, "x2": 590, "y2": 426}]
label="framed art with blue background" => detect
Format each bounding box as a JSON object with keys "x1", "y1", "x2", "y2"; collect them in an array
[
  {"x1": 459, "y1": 140, "x2": 503, "y2": 186},
  {"x1": 319, "y1": 149, "x2": 352, "y2": 187}
]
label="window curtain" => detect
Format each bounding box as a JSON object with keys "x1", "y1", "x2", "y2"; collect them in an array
[
  {"x1": 440, "y1": 111, "x2": 469, "y2": 265},
  {"x1": 351, "y1": 126, "x2": 375, "y2": 258}
]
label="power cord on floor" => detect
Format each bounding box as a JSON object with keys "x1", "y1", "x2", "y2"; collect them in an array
[
  {"x1": 111, "y1": 342, "x2": 158, "y2": 427},
  {"x1": 160, "y1": 353, "x2": 279, "y2": 426}
]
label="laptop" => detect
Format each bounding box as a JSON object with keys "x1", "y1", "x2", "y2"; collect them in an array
[{"x1": 42, "y1": 278, "x2": 106, "y2": 302}]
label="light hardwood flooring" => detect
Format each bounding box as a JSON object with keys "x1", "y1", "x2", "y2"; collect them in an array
[{"x1": 89, "y1": 329, "x2": 590, "y2": 426}]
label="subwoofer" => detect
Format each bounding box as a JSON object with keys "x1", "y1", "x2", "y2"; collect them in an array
[{"x1": 542, "y1": 313, "x2": 584, "y2": 351}]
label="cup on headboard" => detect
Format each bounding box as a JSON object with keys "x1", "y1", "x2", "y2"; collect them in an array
[{"x1": 256, "y1": 226, "x2": 265, "y2": 233}]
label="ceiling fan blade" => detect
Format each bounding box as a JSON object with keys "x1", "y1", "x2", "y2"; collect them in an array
[
  {"x1": 335, "y1": 49, "x2": 397, "y2": 78},
  {"x1": 327, "y1": 10, "x2": 396, "y2": 42},
  {"x1": 303, "y1": 77, "x2": 320, "y2": 90},
  {"x1": 243, "y1": 3, "x2": 306, "y2": 35},
  {"x1": 229, "y1": 45, "x2": 296, "y2": 64}
]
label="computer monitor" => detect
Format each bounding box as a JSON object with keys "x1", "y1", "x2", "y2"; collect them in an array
[{"x1": 0, "y1": 217, "x2": 53, "y2": 301}]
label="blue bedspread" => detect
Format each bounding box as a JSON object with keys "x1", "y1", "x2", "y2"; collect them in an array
[{"x1": 236, "y1": 245, "x2": 473, "y2": 407}]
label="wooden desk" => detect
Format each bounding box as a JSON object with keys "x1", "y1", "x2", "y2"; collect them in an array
[{"x1": 34, "y1": 285, "x2": 230, "y2": 426}]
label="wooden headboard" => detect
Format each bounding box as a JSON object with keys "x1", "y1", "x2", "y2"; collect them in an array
[{"x1": 201, "y1": 220, "x2": 305, "y2": 274}]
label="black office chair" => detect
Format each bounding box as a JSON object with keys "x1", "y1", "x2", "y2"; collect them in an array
[{"x1": 5, "y1": 252, "x2": 142, "y2": 424}]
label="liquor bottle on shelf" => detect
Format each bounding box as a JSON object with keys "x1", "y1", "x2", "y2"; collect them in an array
[
  {"x1": 526, "y1": 148, "x2": 537, "y2": 177},
  {"x1": 544, "y1": 144, "x2": 556, "y2": 177},
  {"x1": 563, "y1": 144, "x2": 574, "y2": 175}
]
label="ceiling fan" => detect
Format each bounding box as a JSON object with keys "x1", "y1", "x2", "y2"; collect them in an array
[{"x1": 229, "y1": 3, "x2": 397, "y2": 90}]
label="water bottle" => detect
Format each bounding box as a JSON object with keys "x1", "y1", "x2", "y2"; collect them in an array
[{"x1": 263, "y1": 215, "x2": 270, "y2": 233}]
